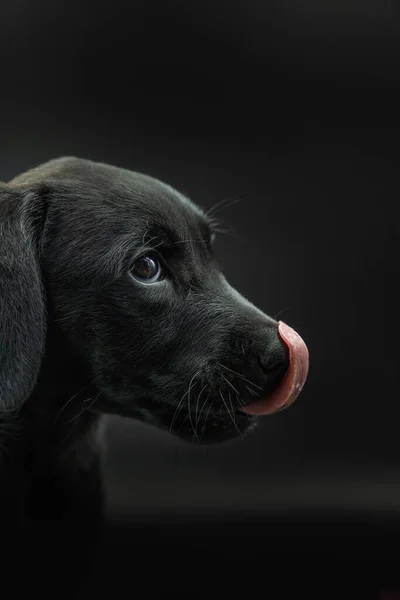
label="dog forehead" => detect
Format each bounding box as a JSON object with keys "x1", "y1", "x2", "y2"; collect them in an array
[
  {"x1": 11, "y1": 156, "x2": 210, "y2": 242},
  {"x1": 87, "y1": 163, "x2": 208, "y2": 239},
  {"x1": 52, "y1": 158, "x2": 203, "y2": 220},
  {"x1": 83, "y1": 172, "x2": 207, "y2": 244}
]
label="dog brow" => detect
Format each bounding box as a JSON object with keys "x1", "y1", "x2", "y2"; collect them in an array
[{"x1": 144, "y1": 220, "x2": 211, "y2": 247}]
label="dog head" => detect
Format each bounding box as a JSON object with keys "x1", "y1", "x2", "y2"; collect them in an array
[{"x1": 0, "y1": 158, "x2": 308, "y2": 444}]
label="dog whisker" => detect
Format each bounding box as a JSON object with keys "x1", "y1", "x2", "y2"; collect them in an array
[
  {"x1": 197, "y1": 392, "x2": 211, "y2": 423},
  {"x1": 141, "y1": 228, "x2": 152, "y2": 247},
  {"x1": 187, "y1": 370, "x2": 201, "y2": 439},
  {"x1": 245, "y1": 385, "x2": 258, "y2": 397},
  {"x1": 233, "y1": 395, "x2": 253, "y2": 423},
  {"x1": 217, "y1": 363, "x2": 263, "y2": 391},
  {"x1": 210, "y1": 223, "x2": 242, "y2": 242},
  {"x1": 200, "y1": 399, "x2": 214, "y2": 437},
  {"x1": 194, "y1": 384, "x2": 208, "y2": 436},
  {"x1": 235, "y1": 394, "x2": 245, "y2": 407},
  {"x1": 53, "y1": 383, "x2": 93, "y2": 429},
  {"x1": 64, "y1": 391, "x2": 102, "y2": 425},
  {"x1": 169, "y1": 373, "x2": 201, "y2": 435},
  {"x1": 221, "y1": 374, "x2": 240, "y2": 397},
  {"x1": 228, "y1": 390, "x2": 237, "y2": 422},
  {"x1": 212, "y1": 227, "x2": 238, "y2": 238},
  {"x1": 133, "y1": 235, "x2": 159, "y2": 260},
  {"x1": 219, "y1": 389, "x2": 240, "y2": 432},
  {"x1": 207, "y1": 216, "x2": 224, "y2": 225},
  {"x1": 230, "y1": 389, "x2": 252, "y2": 423},
  {"x1": 169, "y1": 388, "x2": 191, "y2": 432},
  {"x1": 205, "y1": 197, "x2": 242, "y2": 218}
]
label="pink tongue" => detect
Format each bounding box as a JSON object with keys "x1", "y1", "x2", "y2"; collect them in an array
[{"x1": 241, "y1": 321, "x2": 309, "y2": 416}]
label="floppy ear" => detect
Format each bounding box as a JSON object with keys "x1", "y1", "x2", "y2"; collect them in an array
[{"x1": 0, "y1": 184, "x2": 48, "y2": 412}]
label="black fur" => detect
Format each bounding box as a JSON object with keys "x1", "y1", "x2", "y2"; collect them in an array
[{"x1": 0, "y1": 157, "x2": 289, "y2": 525}]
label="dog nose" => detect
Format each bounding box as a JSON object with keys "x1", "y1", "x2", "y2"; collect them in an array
[{"x1": 257, "y1": 336, "x2": 289, "y2": 382}]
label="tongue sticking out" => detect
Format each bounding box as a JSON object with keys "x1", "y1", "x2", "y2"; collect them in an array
[{"x1": 241, "y1": 321, "x2": 309, "y2": 416}]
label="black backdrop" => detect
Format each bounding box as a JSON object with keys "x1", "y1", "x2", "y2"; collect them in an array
[{"x1": 0, "y1": 0, "x2": 397, "y2": 596}]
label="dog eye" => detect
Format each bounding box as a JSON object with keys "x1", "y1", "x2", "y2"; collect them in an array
[{"x1": 130, "y1": 254, "x2": 163, "y2": 284}]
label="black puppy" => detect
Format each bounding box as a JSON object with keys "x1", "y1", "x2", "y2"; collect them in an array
[{"x1": 0, "y1": 157, "x2": 295, "y2": 523}]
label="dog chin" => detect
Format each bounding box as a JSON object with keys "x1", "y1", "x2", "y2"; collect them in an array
[
  {"x1": 130, "y1": 403, "x2": 258, "y2": 445},
  {"x1": 92, "y1": 388, "x2": 258, "y2": 444},
  {"x1": 93, "y1": 396, "x2": 257, "y2": 444}
]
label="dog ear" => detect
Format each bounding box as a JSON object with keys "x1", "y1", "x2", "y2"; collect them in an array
[{"x1": 0, "y1": 184, "x2": 48, "y2": 413}]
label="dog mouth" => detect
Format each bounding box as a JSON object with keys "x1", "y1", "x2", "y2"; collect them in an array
[{"x1": 239, "y1": 321, "x2": 309, "y2": 416}]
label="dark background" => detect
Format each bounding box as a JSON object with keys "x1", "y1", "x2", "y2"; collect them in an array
[{"x1": 0, "y1": 0, "x2": 397, "y2": 595}]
